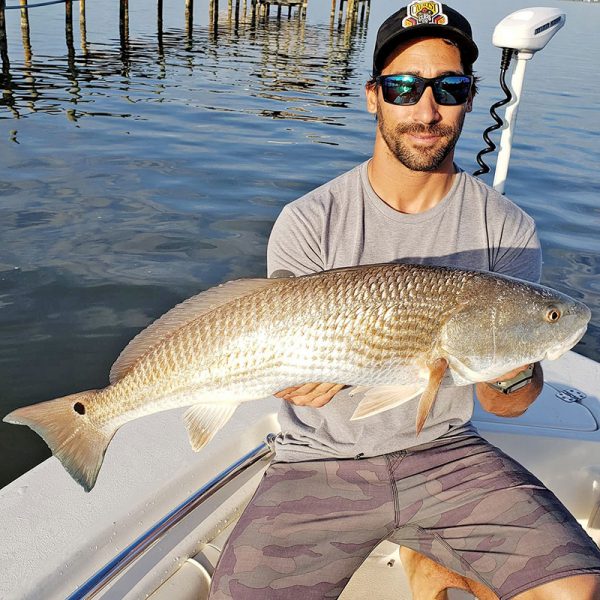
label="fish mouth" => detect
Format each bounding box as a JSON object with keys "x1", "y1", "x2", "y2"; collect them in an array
[{"x1": 545, "y1": 325, "x2": 587, "y2": 361}]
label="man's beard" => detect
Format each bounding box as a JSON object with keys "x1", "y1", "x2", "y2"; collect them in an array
[{"x1": 377, "y1": 105, "x2": 465, "y2": 172}]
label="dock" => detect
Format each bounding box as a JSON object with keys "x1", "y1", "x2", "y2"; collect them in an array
[
  {"x1": 331, "y1": 0, "x2": 371, "y2": 34},
  {"x1": 257, "y1": 0, "x2": 308, "y2": 20},
  {"x1": 0, "y1": 0, "x2": 371, "y2": 78}
]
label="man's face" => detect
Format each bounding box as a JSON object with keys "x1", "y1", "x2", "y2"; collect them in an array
[{"x1": 366, "y1": 37, "x2": 473, "y2": 172}]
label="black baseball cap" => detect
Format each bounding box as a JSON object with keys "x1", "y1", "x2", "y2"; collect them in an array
[{"x1": 373, "y1": 2, "x2": 479, "y2": 75}]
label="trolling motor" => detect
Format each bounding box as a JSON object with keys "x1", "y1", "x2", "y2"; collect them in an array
[{"x1": 474, "y1": 7, "x2": 566, "y2": 194}]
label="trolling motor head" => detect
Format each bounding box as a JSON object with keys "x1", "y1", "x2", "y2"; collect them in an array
[
  {"x1": 492, "y1": 7, "x2": 565, "y2": 59},
  {"x1": 473, "y1": 7, "x2": 566, "y2": 190}
]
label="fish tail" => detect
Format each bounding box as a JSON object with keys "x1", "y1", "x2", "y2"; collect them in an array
[{"x1": 3, "y1": 390, "x2": 116, "y2": 492}]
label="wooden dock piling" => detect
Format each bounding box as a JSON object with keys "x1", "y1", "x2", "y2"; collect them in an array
[
  {"x1": 19, "y1": 0, "x2": 31, "y2": 66},
  {"x1": 209, "y1": 0, "x2": 219, "y2": 33},
  {"x1": 331, "y1": 0, "x2": 370, "y2": 32},
  {"x1": 65, "y1": 0, "x2": 74, "y2": 57},
  {"x1": 79, "y1": 0, "x2": 88, "y2": 54},
  {"x1": 120, "y1": 0, "x2": 129, "y2": 48},
  {"x1": 0, "y1": 0, "x2": 9, "y2": 74},
  {"x1": 119, "y1": 0, "x2": 130, "y2": 68},
  {"x1": 157, "y1": 0, "x2": 164, "y2": 52},
  {"x1": 185, "y1": 0, "x2": 194, "y2": 31},
  {"x1": 226, "y1": 0, "x2": 243, "y2": 27}
]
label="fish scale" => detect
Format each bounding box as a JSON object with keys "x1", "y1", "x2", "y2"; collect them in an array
[{"x1": 3, "y1": 262, "x2": 590, "y2": 491}]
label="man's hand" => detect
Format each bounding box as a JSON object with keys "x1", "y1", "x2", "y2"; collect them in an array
[
  {"x1": 476, "y1": 363, "x2": 543, "y2": 417},
  {"x1": 274, "y1": 383, "x2": 345, "y2": 407}
]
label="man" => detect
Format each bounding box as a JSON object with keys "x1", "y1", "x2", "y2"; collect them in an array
[{"x1": 209, "y1": 3, "x2": 600, "y2": 599}]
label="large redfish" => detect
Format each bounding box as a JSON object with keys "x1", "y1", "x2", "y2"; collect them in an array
[{"x1": 3, "y1": 263, "x2": 590, "y2": 491}]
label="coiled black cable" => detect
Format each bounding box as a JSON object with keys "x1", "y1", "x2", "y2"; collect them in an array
[{"x1": 473, "y1": 48, "x2": 514, "y2": 178}]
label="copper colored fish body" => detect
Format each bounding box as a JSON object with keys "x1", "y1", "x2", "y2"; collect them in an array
[{"x1": 4, "y1": 263, "x2": 591, "y2": 491}]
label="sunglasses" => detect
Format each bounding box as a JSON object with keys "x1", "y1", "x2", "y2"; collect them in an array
[{"x1": 376, "y1": 74, "x2": 473, "y2": 106}]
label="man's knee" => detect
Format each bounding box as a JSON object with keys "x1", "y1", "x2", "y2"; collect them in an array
[{"x1": 399, "y1": 547, "x2": 499, "y2": 600}]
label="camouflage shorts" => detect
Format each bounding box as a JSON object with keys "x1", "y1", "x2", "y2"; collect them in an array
[{"x1": 209, "y1": 433, "x2": 600, "y2": 599}]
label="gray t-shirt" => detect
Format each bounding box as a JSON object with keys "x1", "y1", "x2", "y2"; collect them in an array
[{"x1": 267, "y1": 161, "x2": 541, "y2": 462}]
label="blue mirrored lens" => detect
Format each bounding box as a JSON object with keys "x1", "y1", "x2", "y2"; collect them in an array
[
  {"x1": 381, "y1": 75, "x2": 422, "y2": 105},
  {"x1": 433, "y1": 76, "x2": 472, "y2": 105}
]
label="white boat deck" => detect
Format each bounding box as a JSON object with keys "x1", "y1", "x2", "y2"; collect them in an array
[{"x1": 1, "y1": 350, "x2": 599, "y2": 600}]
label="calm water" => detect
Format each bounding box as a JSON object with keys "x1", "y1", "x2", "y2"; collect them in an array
[{"x1": 0, "y1": 0, "x2": 598, "y2": 488}]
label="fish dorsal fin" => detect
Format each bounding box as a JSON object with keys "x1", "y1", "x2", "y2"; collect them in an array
[{"x1": 109, "y1": 278, "x2": 279, "y2": 383}]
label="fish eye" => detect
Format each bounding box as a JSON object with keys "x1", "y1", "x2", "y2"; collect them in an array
[
  {"x1": 73, "y1": 402, "x2": 86, "y2": 415},
  {"x1": 545, "y1": 307, "x2": 561, "y2": 323}
]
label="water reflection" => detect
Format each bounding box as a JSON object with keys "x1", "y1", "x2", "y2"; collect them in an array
[
  {"x1": 0, "y1": 0, "x2": 369, "y2": 124},
  {"x1": 0, "y1": 0, "x2": 379, "y2": 488}
]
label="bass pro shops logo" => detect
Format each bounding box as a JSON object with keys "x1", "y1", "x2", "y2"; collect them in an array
[{"x1": 402, "y1": 1, "x2": 448, "y2": 27}]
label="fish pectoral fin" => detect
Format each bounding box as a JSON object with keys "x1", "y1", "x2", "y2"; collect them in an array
[
  {"x1": 350, "y1": 384, "x2": 426, "y2": 421},
  {"x1": 183, "y1": 403, "x2": 238, "y2": 452},
  {"x1": 415, "y1": 358, "x2": 449, "y2": 436},
  {"x1": 348, "y1": 386, "x2": 370, "y2": 397}
]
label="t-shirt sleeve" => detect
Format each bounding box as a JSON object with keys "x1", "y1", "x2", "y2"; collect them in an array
[
  {"x1": 483, "y1": 185, "x2": 542, "y2": 284},
  {"x1": 492, "y1": 224, "x2": 542, "y2": 284},
  {"x1": 267, "y1": 204, "x2": 324, "y2": 278}
]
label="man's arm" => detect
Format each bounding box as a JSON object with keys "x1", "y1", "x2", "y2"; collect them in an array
[
  {"x1": 477, "y1": 211, "x2": 544, "y2": 417},
  {"x1": 280, "y1": 363, "x2": 545, "y2": 412},
  {"x1": 476, "y1": 362, "x2": 543, "y2": 417}
]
